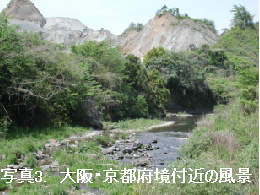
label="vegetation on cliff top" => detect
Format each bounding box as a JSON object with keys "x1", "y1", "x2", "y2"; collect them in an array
[{"x1": 157, "y1": 5, "x2": 217, "y2": 34}]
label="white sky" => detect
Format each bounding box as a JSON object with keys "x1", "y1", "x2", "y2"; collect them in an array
[{"x1": 0, "y1": 0, "x2": 259, "y2": 35}]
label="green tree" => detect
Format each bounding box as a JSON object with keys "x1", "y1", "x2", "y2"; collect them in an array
[
  {"x1": 143, "y1": 46, "x2": 169, "y2": 66},
  {"x1": 0, "y1": 14, "x2": 99, "y2": 128},
  {"x1": 71, "y1": 40, "x2": 124, "y2": 72},
  {"x1": 231, "y1": 5, "x2": 255, "y2": 29}
]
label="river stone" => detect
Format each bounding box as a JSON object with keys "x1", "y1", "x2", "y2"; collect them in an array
[
  {"x1": 51, "y1": 161, "x2": 59, "y2": 168},
  {"x1": 61, "y1": 140, "x2": 69, "y2": 145},
  {"x1": 101, "y1": 148, "x2": 114, "y2": 155},
  {"x1": 68, "y1": 144, "x2": 77, "y2": 148},
  {"x1": 122, "y1": 148, "x2": 133, "y2": 154},
  {"x1": 125, "y1": 154, "x2": 133, "y2": 159},
  {"x1": 34, "y1": 153, "x2": 47, "y2": 160},
  {"x1": 147, "y1": 153, "x2": 155, "y2": 158},
  {"x1": 108, "y1": 146, "x2": 116, "y2": 151},
  {"x1": 152, "y1": 138, "x2": 158, "y2": 144},
  {"x1": 136, "y1": 160, "x2": 148, "y2": 167},
  {"x1": 44, "y1": 143, "x2": 53, "y2": 148},
  {"x1": 115, "y1": 155, "x2": 124, "y2": 160},
  {"x1": 144, "y1": 143, "x2": 153, "y2": 150},
  {"x1": 41, "y1": 165, "x2": 51, "y2": 172},
  {"x1": 7, "y1": 164, "x2": 24, "y2": 170},
  {"x1": 132, "y1": 141, "x2": 143, "y2": 150},
  {"x1": 77, "y1": 133, "x2": 83, "y2": 137}
]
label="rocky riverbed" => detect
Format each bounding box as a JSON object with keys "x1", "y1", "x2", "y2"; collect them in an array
[{"x1": 1, "y1": 115, "x2": 201, "y2": 194}]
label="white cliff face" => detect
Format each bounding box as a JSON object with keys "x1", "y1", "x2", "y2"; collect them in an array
[
  {"x1": 8, "y1": 19, "x2": 43, "y2": 33},
  {"x1": 42, "y1": 17, "x2": 118, "y2": 47},
  {"x1": 117, "y1": 13, "x2": 219, "y2": 57},
  {"x1": 43, "y1": 17, "x2": 89, "y2": 47},
  {"x1": 84, "y1": 29, "x2": 118, "y2": 42}
]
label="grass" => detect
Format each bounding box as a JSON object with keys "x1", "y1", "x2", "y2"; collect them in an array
[
  {"x1": 0, "y1": 118, "x2": 166, "y2": 194},
  {"x1": 5, "y1": 140, "x2": 135, "y2": 194},
  {"x1": 0, "y1": 127, "x2": 91, "y2": 167},
  {"x1": 177, "y1": 111, "x2": 187, "y2": 115}
]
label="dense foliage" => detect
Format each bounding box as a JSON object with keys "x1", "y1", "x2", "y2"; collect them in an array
[
  {"x1": 143, "y1": 46, "x2": 216, "y2": 110},
  {"x1": 71, "y1": 41, "x2": 170, "y2": 120},
  {"x1": 0, "y1": 14, "x2": 101, "y2": 130},
  {"x1": 0, "y1": 15, "x2": 169, "y2": 133},
  {"x1": 231, "y1": 4, "x2": 255, "y2": 29}
]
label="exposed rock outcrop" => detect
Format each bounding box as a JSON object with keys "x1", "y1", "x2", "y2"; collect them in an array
[
  {"x1": 3, "y1": 0, "x2": 46, "y2": 27},
  {"x1": 117, "y1": 13, "x2": 219, "y2": 57},
  {"x1": 43, "y1": 17, "x2": 117, "y2": 48},
  {"x1": 8, "y1": 19, "x2": 43, "y2": 33},
  {"x1": 43, "y1": 17, "x2": 89, "y2": 47}
]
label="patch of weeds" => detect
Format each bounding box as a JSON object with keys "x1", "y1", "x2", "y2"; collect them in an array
[
  {"x1": 83, "y1": 141, "x2": 101, "y2": 154},
  {"x1": 24, "y1": 142, "x2": 37, "y2": 152},
  {"x1": 66, "y1": 146, "x2": 77, "y2": 154},
  {"x1": 51, "y1": 186, "x2": 68, "y2": 195},
  {"x1": 177, "y1": 111, "x2": 187, "y2": 115},
  {"x1": 95, "y1": 135, "x2": 115, "y2": 147},
  {"x1": 24, "y1": 154, "x2": 37, "y2": 168},
  {"x1": 11, "y1": 183, "x2": 48, "y2": 195},
  {"x1": 6, "y1": 153, "x2": 19, "y2": 165},
  {"x1": 0, "y1": 173, "x2": 8, "y2": 190},
  {"x1": 117, "y1": 133, "x2": 127, "y2": 140}
]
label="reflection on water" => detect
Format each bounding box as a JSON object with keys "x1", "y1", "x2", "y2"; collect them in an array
[
  {"x1": 135, "y1": 114, "x2": 202, "y2": 169},
  {"x1": 149, "y1": 114, "x2": 202, "y2": 133}
]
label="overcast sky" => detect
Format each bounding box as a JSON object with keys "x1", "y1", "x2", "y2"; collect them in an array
[{"x1": 0, "y1": 0, "x2": 259, "y2": 35}]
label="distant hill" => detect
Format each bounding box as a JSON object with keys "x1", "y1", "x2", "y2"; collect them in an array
[
  {"x1": 2, "y1": 0, "x2": 219, "y2": 57},
  {"x1": 3, "y1": 0, "x2": 46, "y2": 27},
  {"x1": 117, "y1": 13, "x2": 218, "y2": 57}
]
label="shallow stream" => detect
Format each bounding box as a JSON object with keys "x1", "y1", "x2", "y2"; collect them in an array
[{"x1": 124, "y1": 114, "x2": 202, "y2": 169}]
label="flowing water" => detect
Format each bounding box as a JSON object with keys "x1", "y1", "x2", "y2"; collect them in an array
[{"x1": 134, "y1": 114, "x2": 202, "y2": 169}]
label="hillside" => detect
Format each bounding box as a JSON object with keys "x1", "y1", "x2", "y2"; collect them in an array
[
  {"x1": 2, "y1": 0, "x2": 46, "y2": 27},
  {"x1": 117, "y1": 13, "x2": 218, "y2": 57},
  {"x1": 1, "y1": 0, "x2": 218, "y2": 56}
]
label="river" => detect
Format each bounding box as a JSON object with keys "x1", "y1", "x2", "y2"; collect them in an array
[{"x1": 121, "y1": 114, "x2": 202, "y2": 169}]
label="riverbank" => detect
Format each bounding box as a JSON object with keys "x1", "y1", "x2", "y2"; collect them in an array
[
  {"x1": 131, "y1": 100, "x2": 259, "y2": 194},
  {"x1": 0, "y1": 118, "x2": 172, "y2": 194}
]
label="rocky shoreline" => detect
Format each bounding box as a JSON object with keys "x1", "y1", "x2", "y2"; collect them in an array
[{"x1": 3, "y1": 121, "x2": 176, "y2": 175}]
